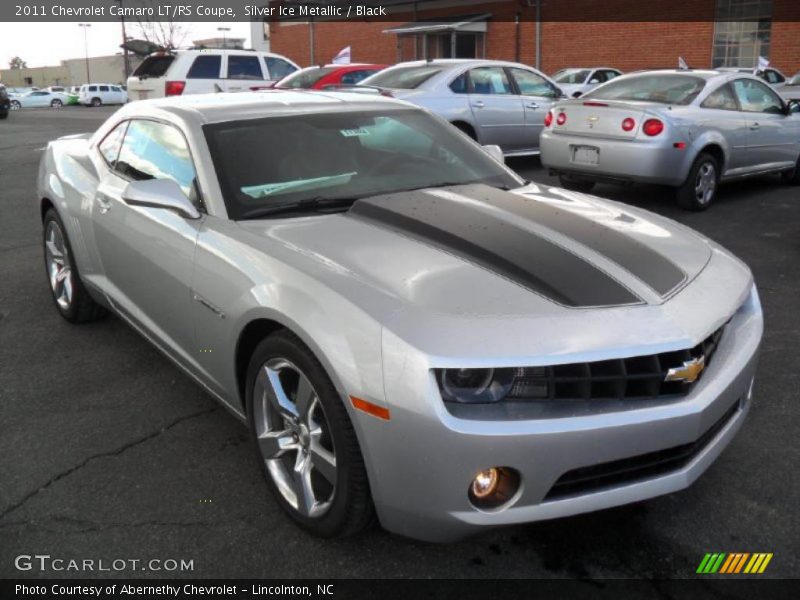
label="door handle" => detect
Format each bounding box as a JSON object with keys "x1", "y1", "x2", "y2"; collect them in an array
[
  {"x1": 471, "y1": 100, "x2": 485, "y2": 108},
  {"x1": 749, "y1": 122, "x2": 760, "y2": 130},
  {"x1": 526, "y1": 102, "x2": 539, "y2": 109},
  {"x1": 96, "y1": 196, "x2": 112, "y2": 214}
]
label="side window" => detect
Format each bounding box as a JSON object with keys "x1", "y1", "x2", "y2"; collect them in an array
[
  {"x1": 766, "y1": 70, "x2": 784, "y2": 84},
  {"x1": 339, "y1": 70, "x2": 374, "y2": 85},
  {"x1": 99, "y1": 85, "x2": 109, "y2": 92},
  {"x1": 509, "y1": 68, "x2": 558, "y2": 97},
  {"x1": 88, "y1": 86, "x2": 97, "y2": 92},
  {"x1": 186, "y1": 55, "x2": 221, "y2": 79},
  {"x1": 468, "y1": 67, "x2": 513, "y2": 95},
  {"x1": 732, "y1": 79, "x2": 784, "y2": 114},
  {"x1": 111, "y1": 86, "x2": 122, "y2": 92},
  {"x1": 227, "y1": 55, "x2": 264, "y2": 80},
  {"x1": 265, "y1": 57, "x2": 297, "y2": 80},
  {"x1": 588, "y1": 70, "x2": 604, "y2": 84},
  {"x1": 449, "y1": 72, "x2": 469, "y2": 94},
  {"x1": 701, "y1": 84, "x2": 739, "y2": 110},
  {"x1": 115, "y1": 120, "x2": 198, "y2": 201},
  {"x1": 98, "y1": 121, "x2": 128, "y2": 167}
]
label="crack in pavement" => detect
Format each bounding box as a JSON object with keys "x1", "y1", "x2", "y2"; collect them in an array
[{"x1": 0, "y1": 405, "x2": 218, "y2": 522}]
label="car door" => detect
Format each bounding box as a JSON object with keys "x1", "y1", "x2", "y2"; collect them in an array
[
  {"x1": 731, "y1": 78, "x2": 797, "y2": 168},
  {"x1": 465, "y1": 66, "x2": 527, "y2": 151},
  {"x1": 27, "y1": 91, "x2": 49, "y2": 107},
  {"x1": 91, "y1": 118, "x2": 205, "y2": 367},
  {"x1": 98, "y1": 85, "x2": 110, "y2": 103},
  {"x1": 698, "y1": 82, "x2": 749, "y2": 174},
  {"x1": 224, "y1": 53, "x2": 265, "y2": 92},
  {"x1": 184, "y1": 54, "x2": 223, "y2": 95},
  {"x1": 507, "y1": 67, "x2": 561, "y2": 152}
]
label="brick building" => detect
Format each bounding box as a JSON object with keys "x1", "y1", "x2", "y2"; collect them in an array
[{"x1": 262, "y1": 0, "x2": 799, "y2": 76}]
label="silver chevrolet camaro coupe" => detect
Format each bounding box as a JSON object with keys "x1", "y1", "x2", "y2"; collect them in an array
[
  {"x1": 540, "y1": 70, "x2": 800, "y2": 210},
  {"x1": 38, "y1": 91, "x2": 762, "y2": 542}
]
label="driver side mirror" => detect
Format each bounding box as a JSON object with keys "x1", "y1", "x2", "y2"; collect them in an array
[
  {"x1": 482, "y1": 144, "x2": 505, "y2": 163},
  {"x1": 122, "y1": 179, "x2": 201, "y2": 220},
  {"x1": 787, "y1": 99, "x2": 800, "y2": 115}
]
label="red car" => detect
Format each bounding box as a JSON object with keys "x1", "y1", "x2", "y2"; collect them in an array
[{"x1": 271, "y1": 64, "x2": 388, "y2": 90}]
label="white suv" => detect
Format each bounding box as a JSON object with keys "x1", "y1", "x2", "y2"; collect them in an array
[
  {"x1": 126, "y1": 49, "x2": 299, "y2": 100},
  {"x1": 79, "y1": 84, "x2": 127, "y2": 107}
]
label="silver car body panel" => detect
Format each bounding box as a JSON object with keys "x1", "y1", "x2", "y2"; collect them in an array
[
  {"x1": 541, "y1": 70, "x2": 800, "y2": 186},
  {"x1": 38, "y1": 91, "x2": 762, "y2": 541}
]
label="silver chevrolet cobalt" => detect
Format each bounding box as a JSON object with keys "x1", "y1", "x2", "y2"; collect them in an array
[{"x1": 38, "y1": 91, "x2": 762, "y2": 542}]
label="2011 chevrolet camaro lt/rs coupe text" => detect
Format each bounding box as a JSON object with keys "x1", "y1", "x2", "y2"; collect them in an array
[{"x1": 38, "y1": 91, "x2": 762, "y2": 542}]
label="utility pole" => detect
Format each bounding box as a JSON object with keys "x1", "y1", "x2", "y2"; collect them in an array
[
  {"x1": 78, "y1": 23, "x2": 92, "y2": 84},
  {"x1": 218, "y1": 26, "x2": 231, "y2": 49},
  {"x1": 115, "y1": 0, "x2": 130, "y2": 79}
]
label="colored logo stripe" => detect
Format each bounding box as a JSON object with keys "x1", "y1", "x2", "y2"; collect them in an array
[
  {"x1": 744, "y1": 553, "x2": 773, "y2": 574},
  {"x1": 697, "y1": 552, "x2": 773, "y2": 574},
  {"x1": 697, "y1": 553, "x2": 726, "y2": 573}
]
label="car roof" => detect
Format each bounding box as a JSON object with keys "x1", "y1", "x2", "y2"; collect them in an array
[
  {"x1": 388, "y1": 59, "x2": 535, "y2": 69},
  {"x1": 114, "y1": 89, "x2": 409, "y2": 125}
]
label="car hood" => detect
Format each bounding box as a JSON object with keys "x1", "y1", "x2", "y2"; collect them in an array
[{"x1": 235, "y1": 183, "x2": 752, "y2": 360}]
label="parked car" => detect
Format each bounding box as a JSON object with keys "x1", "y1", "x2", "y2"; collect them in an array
[
  {"x1": 552, "y1": 67, "x2": 622, "y2": 97},
  {"x1": 359, "y1": 59, "x2": 565, "y2": 157},
  {"x1": 540, "y1": 69, "x2": 800, "y2": 210},
  {"x1": 38, "y1": 89, "x2": 762, "y2": 542},
  {"x1": 78, "y1": 84, "x2": 127, "y2": 107},
  {"x1": 0, "y1": 84, "x2": 10, "y2": 119},
  {"x1": 717, "y1": 66, "x2": 788, "y2": 89},
  {"x1": 781, "y1": 71, "x2": 800, "y2": 100},
  {"x1": 127, "y1": 49, "x2": 300, "y2": 100},
  {"x1": 273, "y1": 64, "x2": 388, "y2": 90},
  {"x1": 9, "y1": 89, "x2": 70, "y2": 109}
]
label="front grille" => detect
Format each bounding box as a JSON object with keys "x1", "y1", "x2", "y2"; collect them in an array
[
  {"x1": 508, "y1": 327, "x2": 724, "y2": 402},
  {"x1": 544, "y1": 400, "x2": 740, "y2": 501}
]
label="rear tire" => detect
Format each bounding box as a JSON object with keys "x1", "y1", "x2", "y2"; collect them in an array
[
  {"x1": 91, "y1": 97, "x2": 102, "y2": 107},
  {"x1": 558, "y1": 175, "x2": 596, "y2": 193},
  {"x1": 245, "y1": 330, "x2": 374, "y2": 538},
  {"x1": 676, "y1": 153, "x2": 719, "y2": 211},
  {"x1": 780, "y1": 155, "x2": 800, "y2": 186},
  {"x1": 10, "y1": 100, "x2": 20, "y2": 110},
  {"x1": 50, "y1": 99, "x2": 63, "y2": 108},
  {"x1": 452, "y1": 122, "x2": 477, "y2": 141},
  {"x1": 43, "y1": 209, "x2": 106, "y2": 323}
]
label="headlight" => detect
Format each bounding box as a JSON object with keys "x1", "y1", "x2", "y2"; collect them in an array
[{"x1": 436, "y1": 368, "x2": 515, "y2": 403}]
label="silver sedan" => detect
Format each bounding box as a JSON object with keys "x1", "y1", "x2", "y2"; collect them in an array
[
  {"x1": 359, "y1": 59, "x2": 565, "y2": 156},
  {"x1": 540, "y1": 70, "x2": 800, "y2": 210},
  {"x1": 38, "y1": 91, "x2": 761, "y2": 542}
]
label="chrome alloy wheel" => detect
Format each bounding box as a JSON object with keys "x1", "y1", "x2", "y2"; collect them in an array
[
  {"x1": 45, "y1": 220, "x2": 73, "y2": 310},
  {"x1": 694, "y1": 162, "x2": 717, "y2": 206},
  {"x1": 252, "y1": 358, "x2": 337, "y2": 518}
]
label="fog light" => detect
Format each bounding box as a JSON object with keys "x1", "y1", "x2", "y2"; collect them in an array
[{"x1": 472, "y1": 468, "x2": 499, "y2": 499}]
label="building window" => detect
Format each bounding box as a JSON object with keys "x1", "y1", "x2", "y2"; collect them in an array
[
  {"x1": 712, "y1": 0, "x2": 773, "y2": 68},
  {"x1": 420, "y1": 32, "x2": 484, "y2": 59}
]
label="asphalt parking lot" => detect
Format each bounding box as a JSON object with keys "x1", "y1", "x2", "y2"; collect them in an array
[{"x1": 0, "y1": 106, "x2": 798, "y2": 580}]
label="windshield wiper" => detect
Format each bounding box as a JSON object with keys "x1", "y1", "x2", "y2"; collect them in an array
[{"x1": 239, "y1": 196, "x2": 358, "y2": 220}]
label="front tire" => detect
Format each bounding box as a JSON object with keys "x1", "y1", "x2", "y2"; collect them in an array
[
  {"x1": 676, "y1": 153, "x2": 719, "y2": 211},
  {"x1": 43, "y1": 209, "x2": 106, "y2": 323},
  {"x1": 780, "y1": 154, "x2": 800, "y2": 185},
  {"x1": 245, "y1": 331, "x2": 374, "y2": 538},
  {"x1": 10, "y1": 100, "x2": 20, "y2": 110},
  {"x1": 50, "y1": 99, "x2": 63, "y2": 108},
  {"x1": 558, "y1": 175, "x2": 596, "y2": 193},
  {"x1": 91, "y1": 97, "x2": 102, "y2": 107}
]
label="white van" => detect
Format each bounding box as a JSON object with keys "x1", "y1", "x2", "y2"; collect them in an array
[
  {"x1": 126, "y1": 49, "x2": 300, "y2": 100},
  {"x1": 79, "y1": 84, "x2": 127, "y2": 107}
]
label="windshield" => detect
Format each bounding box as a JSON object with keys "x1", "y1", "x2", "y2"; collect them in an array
[
  {"x1": 361, "y1": 66, "x2": 442, "y2": 89},
  {"x1": 276, "y1": 66, "x2": 336, "y2": 89},
  {"x1": 554, "y1": 69, "x2": 591, "y2": 84},
  {"x1": 583, "y1": 74, "x2": 706, "y2": 105},
  {"x1": 204, "y1": 109, "x2": 521, "y2": 220},
  {"x1": 133, "y1": 54, "x2": 175, "y2": 79}
]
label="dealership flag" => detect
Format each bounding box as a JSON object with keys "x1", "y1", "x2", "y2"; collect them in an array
[
  {"x1": 678, "y1": 56, "x2": 689, "y2": 70},
  {"x1": 332, "y1": 46, "x2": 351, "y2": 64},
  {"x1": 755, "y1": 56, "x2": 769, "y2": 74}
]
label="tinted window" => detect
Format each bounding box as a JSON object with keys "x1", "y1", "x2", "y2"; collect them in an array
[
  {"x1": 111, "y1": 86, "x2": 122, "y2": 92},
  {"x1": 277, "y1": 67, "x2": 336, "y2": 89},
  {"x1": 132, "y1": 55, "x2": 175, "y2": 78},
  {"x1": 98, "y1": 121, "x2": 128, "y2": 167},
  {"x1": 701, "y1": 84, "x2": 738, "y2": 110},
  {"x1": 509, "y1": 68, "x2": 557, "y2": 97},
  {"x1": 364, "y1": 66, "x2": 442, "y2": 89},
  {"x1": 449, "y1": 72, "x2": 468, "y2": 94},
  {"x1": 584, "y1": 74, "x2": 706, "y2": 105},
  {"x1": 227, "y1": 55, "x2": 263, "y2": 80},
  {"x1": 732, "y1": 79, "x2": 784, "y2": 113},
  {"x1": 265, "y1": 57, "x2": 297, "y2": 79},
  {"x1": 766, "y1": 69, "x2": 784, "y2": 84},
  {"x1": 554, "y1": 69, "x2": 591, "y2": 84},
  {"x1": 88, "y1": 86, "x2": 97, "y2": 92},
  {"x1": 116, "y1": 120, "x2": 197, "y2": 198},
  {"x1": 99, "y1": 85, "x2": 110, "y2": 92},
  {"x1": 187, "y1": 55, "x2": 221, "y2": 79},
  {"x1": 340, "y1": 70, "x2": 377, "y2": 85},
  {"x1": 469, "y1": 67, "x2": 513, "y2": 95},
  {"x1": 204, "y1": 109, "x2": 521, "y2": 220}
]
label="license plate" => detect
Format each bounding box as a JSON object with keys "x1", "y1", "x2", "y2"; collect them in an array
[{"x1": 571, "y1": 145, "x2": 599, "y2": 165}]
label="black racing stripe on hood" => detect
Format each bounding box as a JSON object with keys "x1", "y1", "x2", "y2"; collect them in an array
[
  {"x1": 465, "y1": 184, "x2": 687, "y2": 296},
  {"x1": 347, "y1": 190, "x2": 642, "y2": 308}
]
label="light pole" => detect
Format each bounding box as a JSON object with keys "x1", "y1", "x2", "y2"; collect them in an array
[
  {"x1": 217, "y1": 26, "x2": 230, "y2": 49},
  {"x1": 114, "y1": 0, "x2": 130, "y2": 79},
  {"x1": 78, "y1": 23, "x2": 91, "y2": 84}
]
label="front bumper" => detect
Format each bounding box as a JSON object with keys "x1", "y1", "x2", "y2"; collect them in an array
[
  {"x1": 361, "y1": 286, "x2": 761, "y2": 543},
  {"x1": 540, "y1": 130, "x2": 693, "y2": 186}
]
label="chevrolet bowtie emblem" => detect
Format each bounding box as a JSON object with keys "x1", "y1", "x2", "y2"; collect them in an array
[
  {"x1": 587, "y1": 116, "x2": 599, "y2": 128},
  {"x1": 665, "y1": 356, "x2": 706, "y2": 384}
]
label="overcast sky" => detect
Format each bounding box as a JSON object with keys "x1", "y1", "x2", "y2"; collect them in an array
[{"x1": 0, "y1": 22, "x2": 252, "y2": 68}]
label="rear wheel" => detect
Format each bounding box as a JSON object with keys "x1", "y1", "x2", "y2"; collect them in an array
[
  {"x1": 91, "y1": 97, "x2": 102, "y2": 107},
  {"x1": 676, "y1": 153, "x2": 719, "y2": 211},
  {"x1": 43, "y1": 209, "x2": 106, "y2": 323},
  {"x1": 246, "y1": 331, "x2": 374, "y2": 538},
  {"x1": 10, "y1": 100, "x2": 20, "y2": 110},
  {"x1": 50, "y1": 99, "x2": 63, "y2": 108},
  {"x1": 558, "y1": 175, "x2": 596, "y2": 193},
  {"x1": 780, "y1": 154, "x2": 800, "y2": 185}
]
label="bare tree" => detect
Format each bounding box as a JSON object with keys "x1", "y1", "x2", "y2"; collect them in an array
[
  {"x1": 8, "y1": 56, "x2": 27, "y2": 69},
  {"x1": 131, "y1": 1, "x2": 187, "y2": 50}
]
